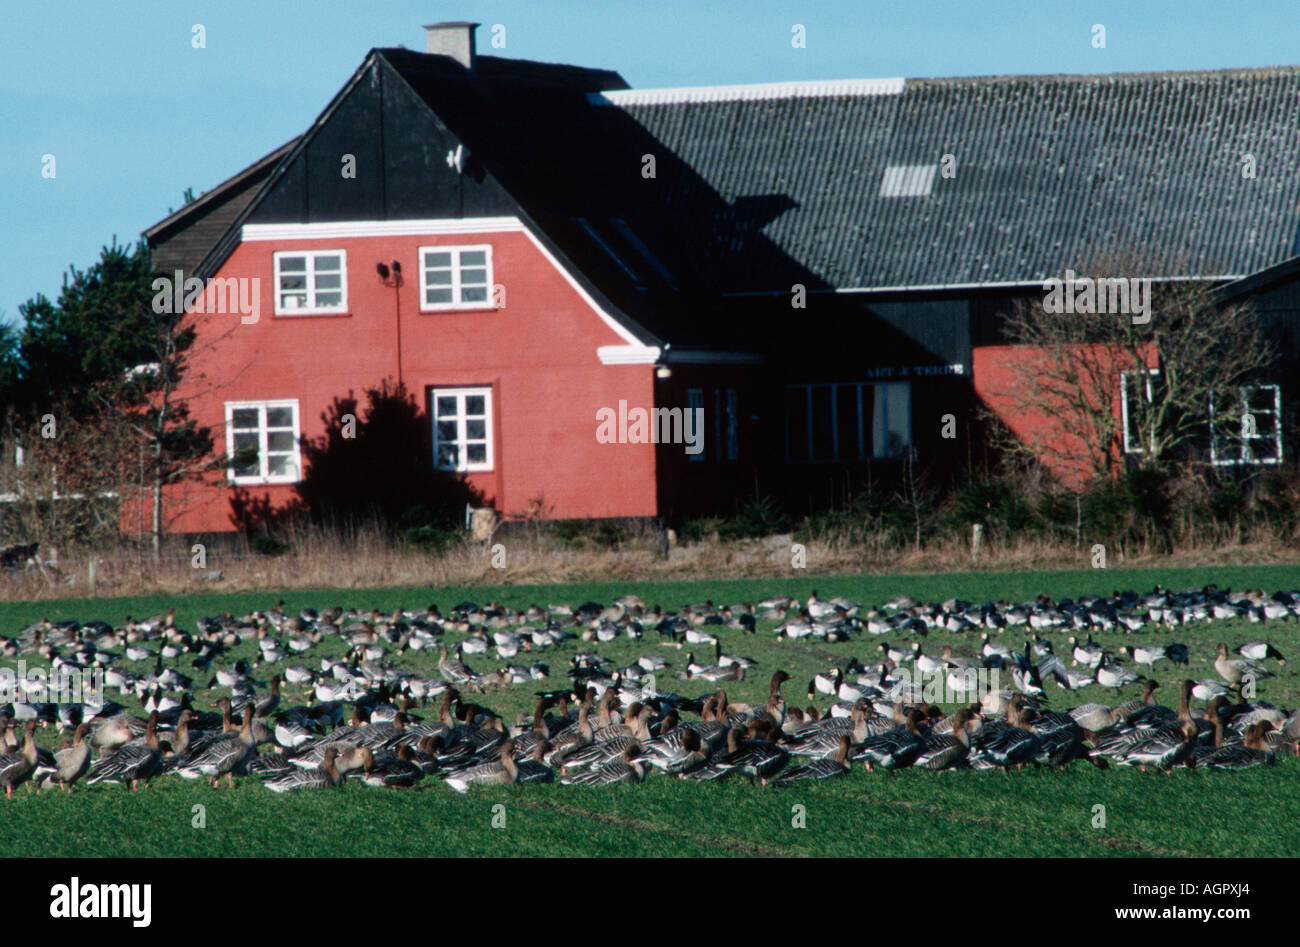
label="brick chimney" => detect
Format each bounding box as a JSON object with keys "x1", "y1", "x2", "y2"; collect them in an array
[{"x1": 424, "y1": 21, "x2": 478, "y2": 69}]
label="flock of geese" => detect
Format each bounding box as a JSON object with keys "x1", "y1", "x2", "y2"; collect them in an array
[{"x1": 0, "y1": 583, "x2": 1297, "y2": 796}]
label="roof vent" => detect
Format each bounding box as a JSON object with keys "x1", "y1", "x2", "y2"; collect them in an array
[{"x1": 424, "y1": 21, "x2": 478, "y2": 70}]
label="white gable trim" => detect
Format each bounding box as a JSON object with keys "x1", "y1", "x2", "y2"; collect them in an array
[
  {"x1": 241, "y1": 217, "x2": 524, "y2": 240},
  {"x1": 590, "y1": 77, "x2": 905, "y2": 106}
]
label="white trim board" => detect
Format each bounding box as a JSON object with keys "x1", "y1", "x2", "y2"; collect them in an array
[
  {"x1": 590, "y1": 77, "x2": 905, "y2": 106},
  {"x1": 242, "y1": 217, "x2": 524, "y2": 241}
]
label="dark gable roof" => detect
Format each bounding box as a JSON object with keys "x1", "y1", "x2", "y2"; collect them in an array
[
  {"x1": 150, "y1": 55, "x2": 1300, "y2": 354},
  {"x1": 595, "y1": 66, "x2": 1300, "y2": 291},
  {"x1": 145, "y1": 138, "x2": 299, "y2": 279}
]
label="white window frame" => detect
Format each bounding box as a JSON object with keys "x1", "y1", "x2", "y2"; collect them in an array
[
  {"x1": 431, "y1": 387, "x2": 494, "y2": 472},
  {"x1": 687, "y1": 389, "x2": 705, "y2": 463},
  {"x1": 1210, "y1": 384, "x2": 1283, "y2": 466},
  {"x1": 417, "y1": 244, "x2": 495, "y2": 312},
  {"x1": 273, "y1": 250, "x2": 347, "y2": 315},
  {"x1": 1120, "y1": 369, "x2": 1158, "y2": 455},
  {"x1": 225, "y1": 400, "x2": 302, "y2": 485}
]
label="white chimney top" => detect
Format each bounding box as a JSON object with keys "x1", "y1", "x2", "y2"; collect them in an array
[{"x1": 423, "y1": 21, "x2": 479, "y2": 69}]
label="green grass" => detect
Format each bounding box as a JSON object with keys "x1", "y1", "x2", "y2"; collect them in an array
[{"x1": 4, "y1": 562, "x2": 1300, "y2": 857}]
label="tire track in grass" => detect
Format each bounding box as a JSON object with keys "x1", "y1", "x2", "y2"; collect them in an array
[
  {"x1": 865, "y1": 796, "x2": 1197, "y2": 858},
  {"x1": 512, "y1": 798, "x2": 796, "y2": 857}
]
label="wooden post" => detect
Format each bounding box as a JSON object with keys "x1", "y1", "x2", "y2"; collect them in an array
[
  {"x1": 971, "y1": 523, "x2": 984, "y2": 561},
  {"x1": 88, "y1": 557, "x2": 97, "y2": 596}
]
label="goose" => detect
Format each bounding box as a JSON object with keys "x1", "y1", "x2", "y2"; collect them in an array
[
  {"x1": 47, "y1": 723, "x2": 93, "y2": 791},
  {"x1": 437, "y1": 646, "x2": 477, "y2": 686},
  {"x1": 1237, "y1": 642, "x2": 1286, "y2": 664},
  {"x1": 1125, "y1": 645, "x2": 1168, "y2": 669},
  {"x1": 1096, "y1": 657, "x2": 1143, "y2": 692},
  {"x1": 263, "y1": 747, "x2": 344, "y2": 791},
  {"x1": 711, "y1": 724, "x2": 790, "y2": 786},
  {"x1": 516, "y1": 741, "x2": 556, "y2": 783},
  {"x1": 1194, "y1": 723, "x2": 1275, "y2": 770},
  {"x1": 0, "y1": 721, "x2": 39, "y2": 798},
  {"x1": 772, "y1": 734, "x2": 851, "y2": 785},
  {"x1": 560, "y1": 742, "x2": 646, "y2": 786},
  {"x1": 86, "y1": 713, "x2": 164, "y2": 791},
  {"x1": 916, "y1": 709, "x2": 981, "y2": 770},
  {"x1": 1115, "y1": 720, "x2": 1198, "y2": 772},
  {"x1": 356, "y1": 745, "x2": 424, "y2": 788},
  {"x1": 176, "y1": 705, "x2": 256, "y2": 788},
  {"x1": 1069, "y1": 702, "x2": 1118, "y2": 732},
  {"x1": 1215, "y1": 643, "x2": 1275, "y2": 688},
  {"x1": 854, "y1": 709, "x2": 926, "y2": 773},
  {"x1": 444, "y1": 739, "x2": 519, "y2": 792},
  {"x1": 970, "y1": 697, "x2": 1042, "y2": 771}
]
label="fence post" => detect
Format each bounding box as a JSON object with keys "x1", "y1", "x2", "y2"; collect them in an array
[
  {"x1": 88, "y1": 557, "x2": 97, "y2": 596},
  {"x1": 971, "y1": 523, "x2": 984, "y2": 562}
]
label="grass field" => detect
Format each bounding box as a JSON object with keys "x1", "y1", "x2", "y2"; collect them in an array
[{"x1": 4, "y1": 562, "x2": 1300, "y2": 858}]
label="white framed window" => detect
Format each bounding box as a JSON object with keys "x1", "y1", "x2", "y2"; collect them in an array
[
  {"x1": 1120, "y1": 369, "x2": 1158, "y2": 455},
  {"x1": 687, "y1": 389, "x2": 705, "y2": 463},
  {"x1": 418, "y1": 245, "x2": 494, "y2": 310},
  {"x1": 1211, "y1": 384, "x2": 1282, "y2": 466},
  {"x1": 785, "y1": 382, "x2": 910, "y2": 462},
  {"x1": 431, "y1": 387, "x2": 493, "y2": 472},
  {"x1": 226, "y1": 401, "x2": 301, "y2": 484},
  {"x1": 273, "y1": 250, "x2": 347, "y2": 315}
]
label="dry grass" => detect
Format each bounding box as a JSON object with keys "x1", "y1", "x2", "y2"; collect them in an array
[{"x1": 4, "y1": 520, "x2": 1300, "y2": 601}]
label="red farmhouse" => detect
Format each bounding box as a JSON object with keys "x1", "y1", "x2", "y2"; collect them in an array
[{"x1": 145, "y1": 23, "x2": 1300, "y2": 535}]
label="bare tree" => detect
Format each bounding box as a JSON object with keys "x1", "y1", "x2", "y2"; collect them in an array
[{"x1": 986, "y1": 257, "x2": 1275, "y2": 485}]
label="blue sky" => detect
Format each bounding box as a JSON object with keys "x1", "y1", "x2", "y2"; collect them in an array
[{"x1": 4, "y1": 0, "x2": 1299, "y2": 328}]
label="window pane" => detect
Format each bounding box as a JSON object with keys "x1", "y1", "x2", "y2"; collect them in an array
[
  {"x1": 465, "y1": 395, "x2": 486, "y2": 416},
  {"x1": 314, "y1": 273, "x2": 341, "y2": 290},
  {"x1": 278, "y1": 256, "x2": 306, "y2": 273},
  {"x1": 315, "y1": 292, "x2": 342, "y2": 308},
  {"x1": 437, "y1": 444, "x2": 458, "y2": 468},
  {"x1": 436, "y1": 420, "x2": 458, "y2": 442},
  {"x1": 426, "y1": 288, "x2": 452, "y2": 305},
  {"x1": 267, "y1": 454, "x2": 294, "y2": 477},
  {"x1": 836, "y1": 385, "x2": 860, "y2": 460},
  {"x1": 280, "y1": 293, "x2": 306, "y2": 310},
  {"x1": 314, "y1": 255, "x2": 341, "y2": 272},
  {"x1": 279, "y1": 274, "x2": 307, "y2": 291},
  {"x1": 785, "y1": 387, "x2": 809, "y2": 461},
  {"x1": 267, "y1": 430, "x2": 295, "y2": 452},
  {"x1": 466, "y1": 419, "x2": 486, "y2": 440},
  {"x1": 460, "y1": 267, "x2": 488, "y2": 284},
  {"x1": 427, "y1": 270, "x2": 452, "y2": 285},
  {"x1": 461, "y1": 286, "x2": 488, "y2": 303},
  {"x1": 466, "y1": 443, "x2": 487, "y2": 464},
  {"x1": 232, "y1": 433, "x2": 259, "y2": 476},
  {"x1": 436, "y1": 396, "x2": 458, "y2": 417},
  {"x1": 424, "y1": 251, "x2": 451, "y2": 267},
  {"x1": 231, "y1": 409, "x2": 259, "y2": 429},
  {"x1": 266, "y1": 406, "x2": 294, "y2": 428},
  {"x1": 884, "y1": 382, "x2": 910, "y2": 456},
  {"x1": 810, "y1": 386, "x2": 835, "y2": 461},
  {"x1": 460, "y1": 250, "x2": 487, "y2": 266}
]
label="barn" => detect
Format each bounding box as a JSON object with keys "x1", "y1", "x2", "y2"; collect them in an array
[{"x1": 144, "y1": 22, "x2": 1300, "y2": 535}]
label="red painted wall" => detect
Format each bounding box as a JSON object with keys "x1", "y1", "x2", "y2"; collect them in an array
[
  {"x1": 972, "y1": 343, "x2": 1157, "y2": 490},
  {"x1": 139, "y1": 226, "x2": 659, "y2": 535}
]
